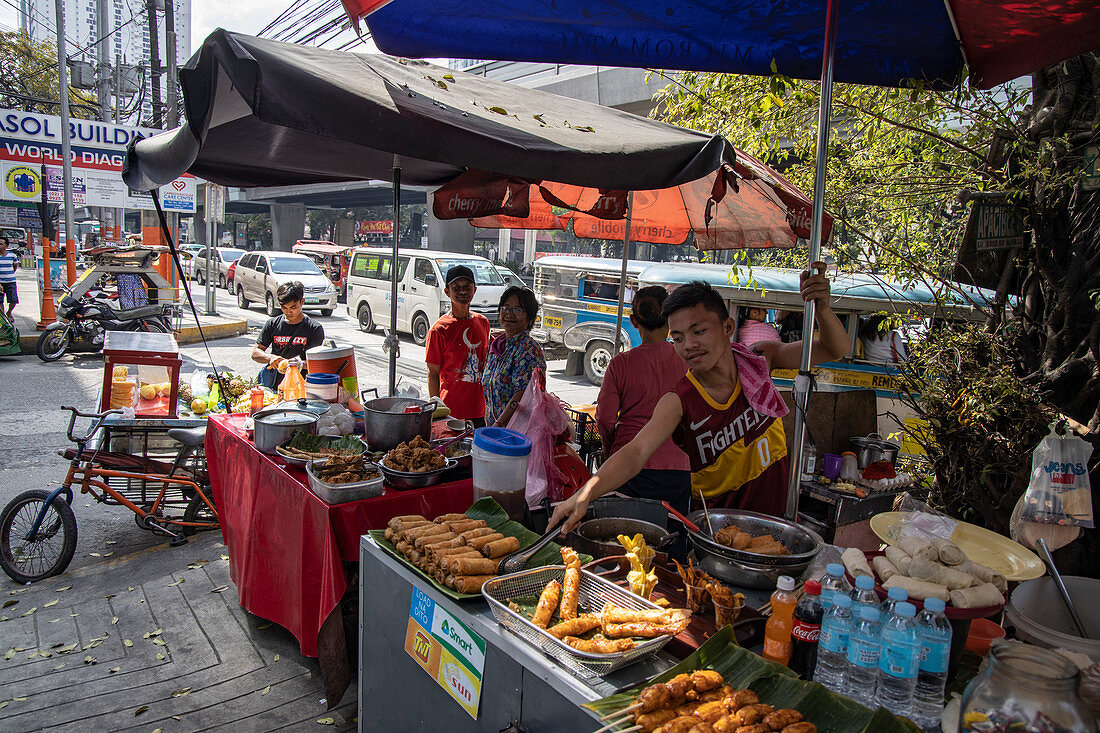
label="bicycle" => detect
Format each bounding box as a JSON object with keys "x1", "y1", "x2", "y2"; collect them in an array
[{"x1": 0, "y1": 406, "x2": 219, "y2": 584}]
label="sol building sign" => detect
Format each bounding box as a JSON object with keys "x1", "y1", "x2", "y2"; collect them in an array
[{"x1": 404, "y1": 586, "x2": 485, "y2": 719}]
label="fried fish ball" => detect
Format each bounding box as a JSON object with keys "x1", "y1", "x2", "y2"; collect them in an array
[
  {"x1": 762, "y1": 709, "x2": 803, "y2": 730},
  {"x1": 689, "y1": 669, "x2": 725, "y2": 693},
  {"x1": 636, "y1": 710, "x2": 677, "y2": 731},
  {"x1": 655, "y1": 716, "x2": 704, "y2": 733},
  {"x1": 778, "y1": 724, "x2": 816, "y2": 733},
  {"x1": 727, "y1": 689, "x2": 760, "y2": 711},
  {"x1": 693, "y1": 701, "x2": 732, "y2": 723},
  {"x1": 666, "y1": 673, "x2": 695, "y2": 698}
]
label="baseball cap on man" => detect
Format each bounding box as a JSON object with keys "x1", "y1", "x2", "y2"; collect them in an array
[{"x1": 445, "y1": 265, "x2": 475, "y2": 286}]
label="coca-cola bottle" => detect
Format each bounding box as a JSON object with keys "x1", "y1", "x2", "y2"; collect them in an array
[{"x1": 789, "y1": 579, "x2": 824, "y2": 679}]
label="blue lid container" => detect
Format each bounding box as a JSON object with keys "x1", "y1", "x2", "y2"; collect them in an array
[
  {"x1": 473, "y1": 427, "x2": 531, "y2": 456},
  {"x1": 305, "y1": 372, "x2": 340, "y2": 385}
]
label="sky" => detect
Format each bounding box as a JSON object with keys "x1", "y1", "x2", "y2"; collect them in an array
[{"x1": 0, "y1": 1, "x2": 292, "y2": 56}]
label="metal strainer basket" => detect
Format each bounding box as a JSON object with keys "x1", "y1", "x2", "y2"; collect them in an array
[{"x1": 481, "y1": 566, "x2": 673, "y2": 678}]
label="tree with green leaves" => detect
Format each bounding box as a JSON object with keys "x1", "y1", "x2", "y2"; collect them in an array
[{"x1": 654, "y1": 57, "x2": 1100, "y2": 569}]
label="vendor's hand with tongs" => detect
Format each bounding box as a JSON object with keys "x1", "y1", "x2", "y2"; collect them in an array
[{"x1": 548, "y1": 489, "x2": 591, "y2": 537}]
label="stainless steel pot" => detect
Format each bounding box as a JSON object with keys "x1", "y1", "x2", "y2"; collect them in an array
[
  {"x1": 362, "y1": 397, "x2": 435, "y2": 451},
  {"x1": 849, "y1": 432, "x2": 900, "y2": 468},
  {"x1": 686, "y1": 509, "x2": 823, "y2": 589},
  {"x1": 378, "y1": 458, "x2": 457, "y2": 490},
  {"x1": 569, "y1": 517, "x2": 674, "y2": 564},
  {"x1": 253, "y1": 406, "x2": 319, "y2": 455}
]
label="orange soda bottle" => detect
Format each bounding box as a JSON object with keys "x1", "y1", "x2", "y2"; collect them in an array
[{"x1": 762, "y1": 575, "x2": 797, "y2": 666}]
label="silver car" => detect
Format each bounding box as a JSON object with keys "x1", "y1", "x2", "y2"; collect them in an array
[
  {"x1": 233, "y1": 251, "x2": 337, "y2": 316},
  {"x1": 192, "y1": 246, "x2": 245, "y2": 289}
]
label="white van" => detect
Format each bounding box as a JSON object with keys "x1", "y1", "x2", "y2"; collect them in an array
[{"x1": 345, "y1": 248, "x2": 509, "y2": 345}]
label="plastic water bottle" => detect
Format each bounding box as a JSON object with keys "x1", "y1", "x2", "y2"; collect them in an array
[
  {"x1": 814, "y1": 594, "x2": 853, "y2": 691},
  {"x1": 879, "y1": 585, "x2": 908, "y2": 621},
  {"x1": 821, "y1": 563, "x2": 851, "y2": 611},
  {"x1": 850, "y1": 574, "x2": 879, "y2": 614},
  {"x1": 875, "y1": 601, "x2": 920, "y2": 716},
  {"x1": 912, "y1": 597, "x2": 952, "y2": 728},
  {"x1": 844, "y1": 606, "x2": 882, "y2": 706}
]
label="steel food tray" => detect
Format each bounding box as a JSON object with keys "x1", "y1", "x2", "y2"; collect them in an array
[{"x1": 481, "y1": 565, "x2": 673, "y2": 678}]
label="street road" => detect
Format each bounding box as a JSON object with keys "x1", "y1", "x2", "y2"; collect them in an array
[{"x1": 0, "y1": 283, "x2": 598, "y2": 580}]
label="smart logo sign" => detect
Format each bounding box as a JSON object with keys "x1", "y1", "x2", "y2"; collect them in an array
[
  {"x1": 0, "y1": 109, "x2": 196, "y2": 212},
  {"x1": 403, "y1": 586, "x2": 485, "y2": 719}
]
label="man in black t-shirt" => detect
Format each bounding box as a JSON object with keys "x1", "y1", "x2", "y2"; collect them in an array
[{"x1": 251, "y1": 281, "x2": 325, "y2": 388}]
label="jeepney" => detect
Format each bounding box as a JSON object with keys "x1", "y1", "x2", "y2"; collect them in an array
[
  {"x1": 637, "y1": 262, "x2": 997, "y2": 459},
  {"x1": 532, "y1": 255, "x2": 652, "y2": 384}
]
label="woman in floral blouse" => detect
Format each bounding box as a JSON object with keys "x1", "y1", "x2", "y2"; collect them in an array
[{"x1": 483, "y1": 286, "x2": 546, "y2": 426}]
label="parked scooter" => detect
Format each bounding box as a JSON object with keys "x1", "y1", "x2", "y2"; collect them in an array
[{"x1": 36, "y1": 286, "x2": 174, "y2": 362}]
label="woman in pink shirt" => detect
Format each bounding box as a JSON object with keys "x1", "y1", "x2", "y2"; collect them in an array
[
  {"x1": 736, "y1": 306, "x2": 782, "y2": 346},
  {"x1": 596, "y1": 286, "x2": 691, "y2": 513}
]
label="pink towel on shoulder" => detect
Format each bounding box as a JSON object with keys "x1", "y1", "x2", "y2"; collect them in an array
[{"x1": 730, "y1": 342, "x2": 789, "y2": 419}]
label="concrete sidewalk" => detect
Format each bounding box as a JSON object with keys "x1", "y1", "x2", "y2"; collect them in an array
[
  {"x1": 8, "y1": 269, "x2": 248, "y2": 354},
  {"x1": 0, "y1": 532, "x2": 357, "y2": 732}
]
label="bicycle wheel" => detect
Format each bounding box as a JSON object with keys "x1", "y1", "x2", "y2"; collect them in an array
[
  {"x1": 182, "y1": 492, "x2": 218, "y2": 536},
  {"x1": 0, "y1": 490, "x2": 78, "y2": 583}
]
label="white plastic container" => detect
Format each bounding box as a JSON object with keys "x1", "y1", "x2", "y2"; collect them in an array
[
  {"x1": 305, "y1": 372, "x2": 340, "y2": 403},
  {"x1": 471, "y1": 427, "x2": 532, "y2": 520}
]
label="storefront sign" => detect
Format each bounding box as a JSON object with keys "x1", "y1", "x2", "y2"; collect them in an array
[
  {"x1": 355, "y1": 220, "x2": 394, "y2": 236},
  {"x1": 404, "y1": 587, "x2": 485, "y2": 719},
  {"x1": 0, "y1": 109, "x2": 196, "y2": 212},
  {"x1": 974, "y1": 202, "x2": 1025, "y2": 251}
]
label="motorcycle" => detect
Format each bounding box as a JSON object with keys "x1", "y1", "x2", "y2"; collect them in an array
[{"x1": 36, "y1": 286, "x2": 174, "y2": 362}]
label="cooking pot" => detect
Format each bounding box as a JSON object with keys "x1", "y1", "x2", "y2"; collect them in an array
[
  {"x1": 686, "y1": 509, "x2": 823, "y2": 589},
  {"x1": 361, "y1": 396, "x2": 435, "y2": 451},
  {"x1": 569, "y1": 517, "x2": 675, "y2": 564},
  {"x1": 849, "y1": 432, "x2": 900, "y2": 469},
  {"x1": 253, "y1": 406, "x2": 319, "y2": 455}
]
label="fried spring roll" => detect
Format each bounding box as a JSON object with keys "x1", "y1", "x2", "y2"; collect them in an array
[
  {"x1": 403, "y1": 523, "x2": 450, "y2": 541},
  {"x1": 482, "y1": 536, "x2": 521, "y2": 558},
  {"x1": 444, "y1": 519, "x2": 488, "y2": 533},
  {"x1": 531, "y1": 580, "x2": 561, "y2": 629},
  {"x1": 602, "y1": 606, "x2": 675, "y2": 625},
  {"x1": 394, "y1": 540, "x2": 409, "y2": 555},
  {"x1": 415, "y1": 531, "x2": 457, "y2": 549},
  {"x1": 451, "y1": 575, "x2": 495, "y2": 594},
  {"x1": 460, "y1": 527, "x2": 496, "y2": 541},
  {"x1": 444, "y1": 557, "x2": 499, "y2": 575},
  {"x1": 604, "y1": 621, "x2": 683, "y2": 638},
  {"x1": 546, "y1": 614, "x2": 602, "y2": 639},
  {"x1": 383, "y1": 527, "x2": 395, "y2": 542},
  {"x1": 433, "y1": 513, "x2": 468, "y2": 523},
  {"x1": 464, "y1": 532, "x2": 505, "y2": 549},
  {"x1": 388, "y1": 515, "x2": 428, "y2": 530},
  {"x1": 560, "y1": 547, "x2": 581, "y2": 621},
  {"x1": 563, "y1": 636, "x2": 635, "y2": 654},
  {"x1": 430, "y1": 546, "x2": 481, "y2": 559}
]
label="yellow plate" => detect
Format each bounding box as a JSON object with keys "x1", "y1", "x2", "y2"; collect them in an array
[{"x1": 869, "y1": 512, "x2": 1044, "y2": 581}]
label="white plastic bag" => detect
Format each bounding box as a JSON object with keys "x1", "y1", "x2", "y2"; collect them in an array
[
  {"x1": 506, "y1": 368, "x2": 572, "y2": 507},
  {"x1": 1021, "y1": 425, "x2": 1095, "y2": 528}
]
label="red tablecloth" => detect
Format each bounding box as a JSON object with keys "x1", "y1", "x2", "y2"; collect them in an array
[{"x1": 205, "y1": 414, "x2": 473, "y2": 656}]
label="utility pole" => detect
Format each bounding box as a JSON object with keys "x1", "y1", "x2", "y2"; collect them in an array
[
  {"x1": 164, "y1": 0, "x2": 178, "y2": 126},
  {"x1": 95, "y1": 0, "x2": 113, "y2": 238},
  {"x1": 146, "y1": 0, "x2": 162, "y2": 128},
  {"x1": 53, "y1": 0, "x2": 76, "y2": 284}
]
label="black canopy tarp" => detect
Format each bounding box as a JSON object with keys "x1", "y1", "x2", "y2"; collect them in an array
[{"x1": 123, "y1": 29, "x2": 736, "y2": 192}]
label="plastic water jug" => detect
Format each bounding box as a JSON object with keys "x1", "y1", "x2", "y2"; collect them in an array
[{"x1": 472, "y1": 427, "x2": 531, "y2": 520}]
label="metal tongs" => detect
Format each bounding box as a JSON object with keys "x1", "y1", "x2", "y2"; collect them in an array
[
  {"x1": 434, "y1": 420, "x2": 474, "y2": 454},
  {"x1": 498, "y1": 524, "x2": 561, "y2": 575}
]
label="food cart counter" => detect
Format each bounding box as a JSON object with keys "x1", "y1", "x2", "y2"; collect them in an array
[{"x1": 358, "y1": 536, "x2": 681, "y2": 732}]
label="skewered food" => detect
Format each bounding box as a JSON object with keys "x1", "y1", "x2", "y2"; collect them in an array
[
  {"x1": 560, "y1": 546, "x2": 582, "y2": 620},
  {"x1": 563, "y1": 636, "x2": 635, "y2": 653},
  {"x1": 762, "y1": 709, "x2": 803, "y2": 729},
  {"x1": 383, "y1": 435, "x2": 446, "y2": 472},
  {"x1": 531, "y1": 580, "x2": 561, "y2": 628}
]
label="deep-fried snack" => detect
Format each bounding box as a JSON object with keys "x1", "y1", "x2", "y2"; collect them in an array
[
  {"x1": 636, "y1": 710, "x2": 678, "y2": 732},
  {"x1": 445, "y1": 556, "x2": 499, "y2": 575},
  {"x1": 449, "y1": 574, "x2": 495, "y2": 593},
  {"x1": 562, "y1": 635, "x2": 635, "y2": 654},
  {"x1": 444, "y1": 519, "x2": 487, "y2": 534},
  {"x1": 383, "y1": 436, "x2": 446, "y2": 472},
  {"x1": 602, "y1": 605, "x2": 683, "y2": 625},
  {"x1": 689, "y1": 669, "x2": 724, "y2": 693},
  {"x1": 604, "y1": 621, "x2": 688, "y2": 638},
  {"x1": 727, "y1": 724, "x2": 767, "y2": 733},
  {"x1": 433, "y1": 513, "x2": 467, "y2": 523},
  {"x1": 459, "y1": 527, "x2": 496, "y2": 541},
  {"x1": 403, "y1": 523, "x2": 451, "y2": 540},
  {"x1": 714, "y1": 526, "x2": 752, "y2": 550},
  {"x1": 744, "y1": 542, "x2": 789, "y2": 557},
  {"x1": 415, "y1": 531, "x2": 457, "y2": 549},
  {"x1": 430, "y1": 545, "x2": 481, "y2": 558},
  {"x1": 761, "y1": 710, "x2": 803, "y2": 730},
  {"x1": 635, "y1": 684, "x2": 673, "y2": 714},
  {"x1": 546, "y1": 614, "x2": 602, "y2": 639},
  {"x1": 693, "y1": 700, "x2": 733, "y2": 723},
  {"x1": 666, "y1": 673, "x2": 694, "y2": 698},
  {"x1": 778, "y1": 723, "x2": 816, "y2": 733},
  {"x1": 481, "y1": 536, "x2": 520, "y2": 558},
  {"x1": 735, "y1": 704, "x2": 774, "y2": 726},
  {"x1": 655, "y1": 716, "x2": 702, "y2": 733},
  {"x1": 464, "y1": 532, "x2": 505, "y2": 549},
  {"x1": 531, "y1": 580, "x2": 561, "y2": 628},
  {"x1": 727, "y1": 689, "x2": 759, "y2": 711},
  {"x1": 560, "y1": 547, "x2": 582, "y2": 620}
]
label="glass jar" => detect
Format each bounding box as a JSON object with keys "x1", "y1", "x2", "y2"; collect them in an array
[{"x1": 958, "y1": 641, "x2": 1095, "y2": 732}]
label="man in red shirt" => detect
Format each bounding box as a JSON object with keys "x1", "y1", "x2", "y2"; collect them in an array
[{"x1": 425, "y1": 266, "x2": 490, "y2": 425}]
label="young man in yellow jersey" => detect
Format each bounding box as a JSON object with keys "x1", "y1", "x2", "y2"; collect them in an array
[{"x1": 550, "y1": 263, "x2": 849, "y2": 533}]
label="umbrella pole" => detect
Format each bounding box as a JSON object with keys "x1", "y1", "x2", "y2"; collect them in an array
[
  {"x1": 612, "y1": 192, "x2": 635, "y2": 355},
  {"x1": 388, "y1": 157, "x2": 402, "y2": 396},
  {"x1": 785, "y1": 0, "x2": 838, "y2": 522}
]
